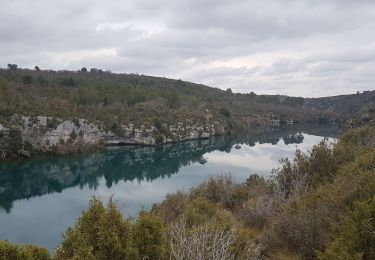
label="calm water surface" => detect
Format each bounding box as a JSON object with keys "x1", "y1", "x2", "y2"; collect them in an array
[{"x1": 0, "y1": 127, "x2": 338, "y2": 251}]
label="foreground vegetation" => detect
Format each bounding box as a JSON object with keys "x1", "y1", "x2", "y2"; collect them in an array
[{"x1": 1, "y1": 126, "x2": 374, "y2": 259}]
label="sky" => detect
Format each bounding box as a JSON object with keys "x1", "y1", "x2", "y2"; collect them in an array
[{"x1": 1, "y1": 0, "x2": 375, "y2": 97}]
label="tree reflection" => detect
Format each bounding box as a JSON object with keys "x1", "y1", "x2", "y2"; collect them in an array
[{"x1": 0, "y1": 126, "x2": 339, "y2": 213}]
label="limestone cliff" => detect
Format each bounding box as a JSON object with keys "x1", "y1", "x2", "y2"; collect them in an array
[{"x1": 0, "y1": 114, "x2": 227, "y2": 160}]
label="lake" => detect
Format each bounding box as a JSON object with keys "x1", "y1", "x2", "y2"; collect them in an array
[{"x1": 0, "y1": 127, "x2": 338, "y2": 251}]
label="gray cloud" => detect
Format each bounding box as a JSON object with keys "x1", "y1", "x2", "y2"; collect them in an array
[{"x1": 0, "y1": 0, "x2": 374, "y2": 97}]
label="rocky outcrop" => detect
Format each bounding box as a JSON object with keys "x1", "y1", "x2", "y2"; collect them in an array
[
  {"x1": 0, "y1": 115, "x2": 227, "y2": 156},
  {"x1": 8, "y1": 115, "x2": 104, "y2": 150},
  {"x1": 104, "y1": 121, "x2": 220, "y2": 145}
]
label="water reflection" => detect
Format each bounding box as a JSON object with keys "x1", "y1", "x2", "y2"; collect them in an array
[
  {"x1": 0, "y1": 126, "x2": 339, "y2": 214},
  {"x1": 0, "y1": 126, "x2": 339, "y2": 250}
]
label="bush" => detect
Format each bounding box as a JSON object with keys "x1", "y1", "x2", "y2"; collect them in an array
[
  {"x1": 46, "y1": 117, "x2": 60, "y2": 129},
  {"x1": 7, "y1": 128, "x2": 23, "y2": 154},
  {"x1": 192, "y1": 174, "x2": 235, "y2": 207},
  {"x1": 168, "y1": 216, "x2": 235, "y2": 260},
  {"x1": 219, "y1": 107, "x2": 231, "y2": 118},
  {"x1": 55, "y1": 196, "x2": 136, "y2": 260},
  {"x1": 272, "y1": 139, "x2": 337, "y2": 200},
  {"x1": 318, "y1": 197, "x2": 375, "y2": 260},
  {"x1": 0, "y1": 240, "x2": 50, "y2": 260},
  {"x1": 132, "y1": 212, "x2": 166, "y2": 259}
]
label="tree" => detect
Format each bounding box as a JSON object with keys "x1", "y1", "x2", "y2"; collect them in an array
[
  {"x1": 80, "y1": 67, "x2": 88, "y2": 72},
  {"x1": 7, "y1": 128, "x2": 23, "y2": 154},
  {"x1": 22, "y1": 75, "x2": 33, "y2": 85},
  {"x1": 60, "y1": 78, "x2": 75, "y2": 87},
  {"x1": 219, "y1": 107, "x2": 231, "y2": 118},
  {"x1": 0, "y1": 240, "x2": 50, "y2": 260},
  {"x1": 0, "y1": 79, "x2": 13, "y2": 106},
  {"x1": 318, "y1": 197, "x2": 375, "y2": 260},
  {"x1": 7, "y1": 64, "x2": 17, "y2": 71},
  {"x1": 132, "y1": 211, "x2": 166, "y2": 259},
  {"x1": 55, "y1": 197, "x2": 137, "y2": 260},
  {"x1": 225, "y1": 88, "x2": 232, "y2": 94},
  {"x1": 34, "y1": 66, "x2": 40, "y2": 71}
]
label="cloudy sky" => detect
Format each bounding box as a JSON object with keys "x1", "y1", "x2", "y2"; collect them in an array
[{"x1": 1, "y1": 0, "x2": 375, "y2": 97}]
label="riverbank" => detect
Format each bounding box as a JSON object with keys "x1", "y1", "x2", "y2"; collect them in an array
[{"x1": 0, "y1": 126, "x2": 373, "y2": 259}]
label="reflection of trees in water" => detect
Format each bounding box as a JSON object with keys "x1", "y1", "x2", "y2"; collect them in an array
[
  {"x1": 283, "y1": 133, "x2": 304, "y2": 145},
  {"x1": 0, "y1": 126, "x2": 339, "y2": 213}
]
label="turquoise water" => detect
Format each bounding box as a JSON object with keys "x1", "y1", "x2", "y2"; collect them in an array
[{"x1": 0, "y1": 127, "x2": 338, "y2": 251}]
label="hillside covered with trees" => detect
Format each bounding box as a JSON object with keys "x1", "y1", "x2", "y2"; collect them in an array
[
  {"x1": 0, "y1": 65, "x2": 340, "y2": 128},
  {"x1": 1, "y1": 65, "x2": 373, "y2": 160}
]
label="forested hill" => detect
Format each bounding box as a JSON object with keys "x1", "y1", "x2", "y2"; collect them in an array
[
  {"x1": 0, "y1": 65, "x2": 373, "y2": 159},
  {"x1": 304, "y1": 90, "x2": 375, "y2": 126},
  {"x1": 0, "y1": 66, "x2": 373, "y2": 131}
]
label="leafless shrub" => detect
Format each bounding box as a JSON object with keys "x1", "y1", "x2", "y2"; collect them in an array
[
  {"x1": 272, "y1": 169, "x2": 310, "y2": 202},
  {"x1": 238, "y1": 195, "x2": 278, "y2": 228},
  {"x1": 168, "y1": 216, "x2": 235, "y2": 260}
]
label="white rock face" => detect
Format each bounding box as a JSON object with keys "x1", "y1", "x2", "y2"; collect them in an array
[
  {"x1": 7, "y1": 115, "x2": 226, "y2": 150},
  {"x1": 43, "y1": 119, "x2": 102, "y2": 146},
  {"x1": 9, "y1": 115, "x2": 105, "y2": 149},
  {"x1": 0, "y1": 124, "x2": 7, "y2": 132}
]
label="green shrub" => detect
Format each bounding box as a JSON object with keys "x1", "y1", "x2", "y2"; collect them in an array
[
  {"x1": 219, "y1": 107, "x2": 231, "y2": 117},
  {"x1": 0, "y1": 240, "x2": 50, "y2": 260},
  {"x1": 132, "y1": 212, "x2": 166, "y2": 259},
  {"x1": 318, "y1": 197, "x2": 375, "y2": 260},
  {"x1": 55, "y1": 197, "x2": 136, "y2": 260}
]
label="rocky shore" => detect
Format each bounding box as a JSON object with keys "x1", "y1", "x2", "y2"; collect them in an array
[{"x1": 0, "y1": 115, "x2": 228, "y2": 160}]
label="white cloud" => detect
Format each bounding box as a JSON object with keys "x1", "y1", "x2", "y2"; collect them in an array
[{"x1": 0, "y1": 0, "x2": 374, "y2": 96}]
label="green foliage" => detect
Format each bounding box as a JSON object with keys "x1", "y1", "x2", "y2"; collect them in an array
[
  {"x1": 60, "y1": 78, "x2": 76, "y2": 87},
  {"x1": 0, "y1": 127, "x2": 37, "y2": 159},
  {"x1": 272, "y1": 139, "x2": 337, "y2": 199},
  {"x1": 219, "y1": 107, "x2": 231, "y2": 117},
  {"x1": 46, "y1": 117, "x2": 60, "y2": 129},
  {"x1": 0, "y1": 67, "x2": 343, "y2": 141},
  {"x1": 22, "y1": 75, "x2": 33, "y2": 85},
  {"x1": 318, "y1": 197, "x2": 375, "y2": 260},
  {"x1": 0, "y1": 79, "x2": 15, "y2": 108},
  {"x1": 0, "y1": 240, "x2": 50, "y2": 260},
  {"x1": 284, "y1": 96, "x2": 304, "y2": 107},
  {"x1": 161, "y1": 90, "x2": 181, "y2": 109},
  {"x1": 7, "y1": 128, "x2": 23, "y2": 154},
  {"x1": 265, "y1": 128, "x2": 375, "y2": 257},
  {"x1": 7, "y1": 64, "x2": 17, "y2": 71},
  {"x1": 132, "y1": 211, "x2": 166, "y2": 259},
  {"x1": 55, "y1": 196, "x2": 136, "y2": 260}
]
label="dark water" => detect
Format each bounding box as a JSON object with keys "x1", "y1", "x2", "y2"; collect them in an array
[{"x1": 0, "y1": 127, "x2": 338, "y2": 251}]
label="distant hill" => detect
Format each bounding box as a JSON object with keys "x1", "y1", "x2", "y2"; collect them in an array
[
  {"x1": 0, "y1": 66, "x2": 373, "y2": 160},
  {"x1": 304, "y1": 91, "x2": 375, "y2": 114},
  {"x1": 0, "y1": 67, "x2": 339, "y2": 129}
]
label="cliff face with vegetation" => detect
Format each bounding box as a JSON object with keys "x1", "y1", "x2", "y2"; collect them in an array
[
  {"x1": 1, "y1": 66, "x2": 373, "y2": 160},
  {"x1": 0, "y1": 114, "x2": 224, "y2": 159}
]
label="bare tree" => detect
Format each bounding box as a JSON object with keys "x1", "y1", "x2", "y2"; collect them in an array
[{"x1": 168, "y1": 216, "x2": 235, "y2": 260}]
